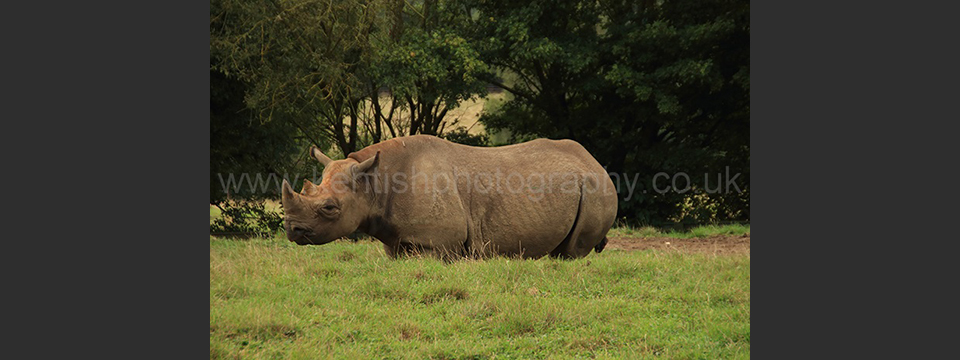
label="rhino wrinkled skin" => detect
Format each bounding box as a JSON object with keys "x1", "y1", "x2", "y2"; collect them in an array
[{"x1": 281, "y1": 135, "x2": 617, "y2": 259}]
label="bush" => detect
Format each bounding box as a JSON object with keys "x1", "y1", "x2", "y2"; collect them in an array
[{"x1": 210, "y1": 199, "x2": 283, "y2": 236}]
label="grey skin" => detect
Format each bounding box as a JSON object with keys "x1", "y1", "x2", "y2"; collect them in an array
[{"x1": 281, "y1": 135, "x2": 618, "y2": 259}]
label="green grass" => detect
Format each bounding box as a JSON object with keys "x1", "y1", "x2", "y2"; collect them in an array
[
  {"x1": 210, "y1": 205, "x2": 222, "y2": 224},
  {"x1": 210, "y1": 237, "x2": 750, "y2": 359},
  {"x1": 607, "y1": 224, "x2": 750, "y2": 239}
]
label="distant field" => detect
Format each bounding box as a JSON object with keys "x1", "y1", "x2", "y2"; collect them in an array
[
  {"x1": 210, "y1": 227, "x2": 750, "y2": 358},
  {"x1": 353, "y1": 92, "x2": 506, "y2": 139},
  {"x1": 607, "y1": 223, "x2": 750, "y2": 240}
]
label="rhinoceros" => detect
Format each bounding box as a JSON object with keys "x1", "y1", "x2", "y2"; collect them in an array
[{"x1": 280, "y1": 135, "x2": 617, "y2": 259}]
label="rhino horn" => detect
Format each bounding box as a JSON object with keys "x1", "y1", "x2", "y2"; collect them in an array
[
  {"x1": 301, "y1": 179, "x2": 319, "y2": 196},
  {"x1": 310, "y1": 146, "x2": 333, "y2": 166},
  {"x1": 281, "y1": 179, "x2": 300, "y2": 207}
]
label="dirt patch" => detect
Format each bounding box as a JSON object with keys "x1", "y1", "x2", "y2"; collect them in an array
[{"x1": 605, "y1": 234, "x2": 750, "y2": 255}]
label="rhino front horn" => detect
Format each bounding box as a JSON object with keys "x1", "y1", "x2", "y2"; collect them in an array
[{"x1": 281, "y1": 179, "x2": 299, "y2": 206}]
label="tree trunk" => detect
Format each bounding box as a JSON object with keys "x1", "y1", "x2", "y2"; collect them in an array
[{"x1": 330, "y1": 100, "x2": 350, "y2": 156}]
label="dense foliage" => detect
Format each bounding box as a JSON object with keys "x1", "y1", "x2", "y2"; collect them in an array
[
  {"x1": 466, "y1": 0, "x2": 749, "y2": 224},
  {"x1": 210, "y1": 0, "x2": 749, "y2": 225}
]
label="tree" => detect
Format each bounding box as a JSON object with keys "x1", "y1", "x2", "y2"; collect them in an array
[
  {"x1": 465, "y1": 0, "x2": 750, "y2": 224},
  {"x1": 209, "y1": 0, "x2": 750, "y2": 225},
  {"x1": 210, "y1": 69, "x2": 308, "y2": 204},
  {"x1": 377, "y1": 0, "x2": 489, "y2": 136},
  {"x1": 211, "y1": 0, "x2": 382, "y2": 156},
  {"x1": 211, "y1": 0, "x2": 489, "y2": 151}
]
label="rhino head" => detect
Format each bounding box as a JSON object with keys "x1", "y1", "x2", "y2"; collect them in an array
[{"x1": 281, "y1": 146, "x2": 380, "y2": 245}]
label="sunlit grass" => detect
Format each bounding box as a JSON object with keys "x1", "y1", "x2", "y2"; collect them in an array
[{"x1": 210, "y1": 236, "x2": 750, "y2": 359}]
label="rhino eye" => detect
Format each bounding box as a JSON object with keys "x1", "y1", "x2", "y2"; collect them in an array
[{"x1": 321, "y1": 204, "x2": 339, "y2": 212}]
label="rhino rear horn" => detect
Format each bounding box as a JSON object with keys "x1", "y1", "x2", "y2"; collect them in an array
[
  {"x1": 301, "y1": 179, "x2": 319, "y2": 196},
  {"x1": 310, "y1": 146, "x2": 333, "y2": 166}
]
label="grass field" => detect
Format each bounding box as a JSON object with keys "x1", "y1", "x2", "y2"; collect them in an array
[{"x1": 210, "y1": 227, "x2": 750, "y2": 359}]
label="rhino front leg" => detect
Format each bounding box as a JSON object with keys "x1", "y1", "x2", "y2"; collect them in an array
[{"x1": 383, "y1": 242, "x2": 400, "y2": 259}]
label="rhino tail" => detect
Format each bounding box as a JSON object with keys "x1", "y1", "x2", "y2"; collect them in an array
[{"x1": 594, "y1": 236, "x2": 608, "y2": 253}]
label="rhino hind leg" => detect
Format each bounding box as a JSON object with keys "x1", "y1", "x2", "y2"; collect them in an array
[
  {"x1": 594, "y1": 236, "x2": 608, "y2": 253},
  {"x1": 550, "y1": 179, "x2": 610, "y2": 259}
]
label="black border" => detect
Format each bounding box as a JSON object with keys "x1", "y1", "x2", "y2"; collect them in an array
[
  {"x1": 8, "y1": 0, "x2": 953, "y2": 357},
  {"x1": 7, "y1": 1, "x2": 210, "y2": 356},
  {"x1": 751, "y1": 1, "x2": 954, "y2": 357}
]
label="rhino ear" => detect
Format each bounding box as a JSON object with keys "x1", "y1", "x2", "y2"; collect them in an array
[
  {"x1": 281, "y1": 179, "x2": 299, "y2": 207},
  {"x1": 310, "y1": 146, "x2": 333, "y2": 166},
  {"x1": 301, "y1": 179, "x2": 319, "y2": 196},
  {"x1": 349, "y1": 151, "x2": 380, "y2": 189},
  {"x1": 355, "y1": 151, "x2": 380, "y2": 174}
]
